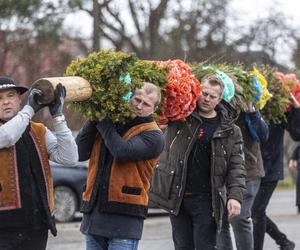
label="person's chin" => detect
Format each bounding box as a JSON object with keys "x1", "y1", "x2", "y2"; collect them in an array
[
  {"x1": 135, "y1": 114, "x2": 148, "y2": 118},
  {"x1": 2, "y1": 112, "x2": 16, "y2": 121},
  {"x1": 133, "y1": 111, "x2": 143, "y2": 117},
  {"x1": 1, "y1": 116, "x2": 11, "y2": 121},
  {"x1": 199, "y1": 107, "x2": 209, "y2": 113}
]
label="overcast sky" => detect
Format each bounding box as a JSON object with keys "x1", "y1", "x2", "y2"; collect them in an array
[
  {"x1": 230, "y1": 0, "x2": 300, "y2": 66},
  {"x1": 64, "y1": 0, "x2": 300, "y2": 66},
  {"x1": 230, "y1": 0, "x2": 300, "y2": 29}
]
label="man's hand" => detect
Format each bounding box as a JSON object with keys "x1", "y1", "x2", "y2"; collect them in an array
[
  {"x1": 27, "y1": 88, "x2": 45, "y2": 113},
  {"x1": 98, "y1": 116, "x2": 105, "y2": 122},
  {"x1": 246, "y1": 101, "x2": 255, "y2": 113},
  {"x1": 227, "y1": 199, "x2": 241, "y2": 218},
  {"x1": 49, "y1": 83, "x2": 66, "y2": 118},
  {"x1": 158, "y1": 124, "x2": 168, "y2": 130},
  {"x1": 289, "y1": 159, "x2": 297, "y2": 170},
  {"x1": 290, "y1": 93, "x2": 300, "y2": 108}
]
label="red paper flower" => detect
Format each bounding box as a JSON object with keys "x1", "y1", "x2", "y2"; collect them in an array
[
  {"x1": 154, "y1": 59, "x2": 202, "y2": 124},
  {"x1": 276, "y1": 72, "x2": 300, "y2": 111}
]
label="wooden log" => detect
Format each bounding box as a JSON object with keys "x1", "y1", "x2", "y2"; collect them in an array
[{"x1": 31, "y1": 76, "x2": 92, "y2": 104}]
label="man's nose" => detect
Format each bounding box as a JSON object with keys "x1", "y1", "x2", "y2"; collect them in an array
[
  {"x1": 136, "y1": 102, "x2": 143, "y2": 109},
  {"x1": 203, "y1": 95, "x2": 210, "y2": 101},
  {"x1": 2, "y1": 97, "x2": 10, "y2": 104}
]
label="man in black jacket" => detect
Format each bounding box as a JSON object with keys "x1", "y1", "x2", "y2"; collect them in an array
[
  {"x1": 149, "y1": 74, "x2": 246, "y2": 250},
  {"x1": 217, "y1": 105, "x2": 269, "y2": 250},
  {"x1": 252, "y1": 94, "x2": 300, "y2": 250}
]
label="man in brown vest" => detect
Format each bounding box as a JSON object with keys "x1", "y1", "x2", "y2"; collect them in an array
[
  {"x1": 76, "y1": 82, "x2": 165, "y2": 250},
  {"x1": 0, "y1": 76, "x2": 78, "y2": 250}
]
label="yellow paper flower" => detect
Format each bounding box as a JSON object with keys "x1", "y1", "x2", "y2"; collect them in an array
[{"x1": 250, "y1": 68, "x2": 272, "y2": 109}]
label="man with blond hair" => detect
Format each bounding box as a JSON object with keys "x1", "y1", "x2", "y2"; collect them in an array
[{"x1": 76, "y1": 82, "x2": 165, "y2": 250}]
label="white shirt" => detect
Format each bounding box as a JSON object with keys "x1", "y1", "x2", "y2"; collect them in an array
[{"x1": 0, "y1": 105, "x2": 78, "y2": 165}]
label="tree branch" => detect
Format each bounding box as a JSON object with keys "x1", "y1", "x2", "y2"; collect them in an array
[
  {"x1": 104, "y1": 4, "x2": 125, "y2": 33},
  {"x1": 148, "y1": 0, "x2": 170, "y2": 55},
  {"x1": 128, "y1": 0, "x2": 145, "y2": 47},
  {"x1": 101, "y1": 28, "x2": 124, "y2": 49},
  {"x1": 100, "y1": 17, "x2": 140, "y2": 53},
  {"x1": 72, "y1": 0, "x2": 93, "y2": 15}
]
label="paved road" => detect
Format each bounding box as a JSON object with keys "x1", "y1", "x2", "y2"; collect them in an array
[{"x1": 47, "y1": 189, "x2": 300, "y2": 250}]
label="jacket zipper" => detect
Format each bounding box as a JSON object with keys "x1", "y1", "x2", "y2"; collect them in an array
[
  {"x1": 211, "y1": 139, "x2": 216, "y2": 218},
  {"x1": 211, "y1": 127, "x2": 232, "y2": 228},
  {"x1": 169, "y1": 129, "x2": 181, "y2": 150},
  {"x1": 178, "y1": 123, "x2": 199, "y2": 198}
]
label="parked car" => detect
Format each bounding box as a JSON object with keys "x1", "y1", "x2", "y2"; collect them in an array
[
  {"x1": 51, "y1": 160, "x2": 166, "y2": 222},
  {"x1": 51, "y1": 161, "x2": 87, "y2": 222}
]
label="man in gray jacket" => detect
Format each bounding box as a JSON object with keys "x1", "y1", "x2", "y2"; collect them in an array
[{"x1": 149, "y1": 74, "x2": 246, "y2": 250}]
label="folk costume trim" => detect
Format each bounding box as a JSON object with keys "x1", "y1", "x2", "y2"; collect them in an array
[
  {"x1": 0, "y1": 146, "x2": 21, "y2": 211},
  {"x1": 82, "y1": 121, "x2": 161, "y2": 209},
  {"x1": 30, "y1": 123, "x2": 55, "y2": 212},
  {"x1": 0, "y1": 122, "x2": 54, "y2": 212},
  {"x1": 107, "y1": 122, "x2": 160, "y2": 206}
]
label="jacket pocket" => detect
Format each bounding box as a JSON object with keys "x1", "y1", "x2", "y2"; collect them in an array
[
  {"x1": 217, "y1": 186, "x2": 227, "y2": 221},
  {"x1": 122, "y1": 186, "x2": 142, "y2": 195},
  {"x1": 150, "y1": 166, "x2": 175, "y2": 200},
  {"x1": 214, "y1": 156, "x2": 227, "y2": 176}
]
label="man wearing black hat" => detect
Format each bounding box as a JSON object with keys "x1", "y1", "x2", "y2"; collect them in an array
[{"x1": 0, "y1": 76, "x2": 78, "y2": 250}]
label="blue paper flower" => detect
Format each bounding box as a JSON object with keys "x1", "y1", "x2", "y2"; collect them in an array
[
  {"x1": 119, "y1": 73, "x2": 132, "y2": 102},
  {"x1": 216, "y1": 70, "x2": 235, "y2": 102},
  {"x1": 252, "y1": 76, "x2": 263, "y2": 104}
]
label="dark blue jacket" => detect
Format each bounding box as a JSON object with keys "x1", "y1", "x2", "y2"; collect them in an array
[
  {"x1": 261, "y1": 108, "x2": 300, "y2": 182},
  {"x1": 291, "y1": 144, "x2": 300, "y2": 185},
  {"x1": 244, "y1": 110, "x2": 269, "y2": 143},
  {"x1": 237, "y1": 110, "x2": 269, "y2": 180}
]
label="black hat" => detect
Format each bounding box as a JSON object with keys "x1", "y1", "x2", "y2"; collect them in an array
[{"x1": 0, "y1": 76, "x2": 28, "y2": 95}]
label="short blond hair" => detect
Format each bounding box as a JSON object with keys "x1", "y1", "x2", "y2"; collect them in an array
[
  {"x1": 140, "y1": 82, "x2": 161, "y2": 107},
  {"x1": 201, "y1": 74, "x2": 224, "y2": 97}
]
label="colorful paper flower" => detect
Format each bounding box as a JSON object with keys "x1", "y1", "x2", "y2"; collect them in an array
[
  {"x1": 276, "y1": 72, "x2": 300, "y2": 111},
  {"x1": 250, "y1": 68, "x2": 272, "y2": 109},
  {"x1": 216, "y1": 70, "x2": 235, "y2": 102},
  {"x1": 154, "y1": 60, "x2": 202, "y2": 124}
]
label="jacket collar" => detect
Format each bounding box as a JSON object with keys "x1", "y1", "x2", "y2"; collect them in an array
[
  {"x1": 191, "y1": 100, "x2": 238, "y2": 131},
  {"x1": 116, "y1": 115, "x2": 153, "y2": 136}
]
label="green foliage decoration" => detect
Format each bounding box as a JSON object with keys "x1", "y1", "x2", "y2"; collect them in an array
[
  {"x1": 129, "y1": 60, "x2": 168, "y2": 89},
  {"x1": 257, "y1": 65, "x2": 287, "y2": 124},
  {"x1": 65, "y1": 49, "x2": 167, "y2": 122},
  {"x1": 191, "y1": 62, "x2": 255, "y2": 112}
]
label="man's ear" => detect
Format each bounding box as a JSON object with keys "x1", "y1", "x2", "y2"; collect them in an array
[{"x1": 18, "y1": 94, "x2": 22, "y2": 105}]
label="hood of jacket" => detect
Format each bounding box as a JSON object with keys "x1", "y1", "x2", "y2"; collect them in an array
[
  {"x1": 216, "y1": 100, "x2": 239, "y2": 126},
  {"x1": 191, "y1": 100, "x2": 238, "y2": 131}
]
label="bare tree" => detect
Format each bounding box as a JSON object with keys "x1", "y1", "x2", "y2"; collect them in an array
[
  {"x1": 69, "y1": 0, "x2": 171, "y2": 58},
  {"x1": 75, "y1": 0, "x2": 297, "y2": 65},
  {"x1": 0, "y1": 0, "x2": 88, "y2": 129},
  {"x1": 232, "y1": 10, "x2": 296, "y2": 62},
  {"x1": 292, "y1": 39, "x2": 300, "y2": 69}
]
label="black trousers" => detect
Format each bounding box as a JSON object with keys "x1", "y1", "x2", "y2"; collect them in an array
[
  {"x1": 266, "y1": 216, "x2": 290, "y2": 246},
  {"x1": 170, "y1": 195, "x2": 217, "y2": 250},
  {"x1": 0, "y1": 228, "x2": 48, "y2": 250},
  {"x1": 251, "y1": 181, "x2": 278, "y2": 250},
  {"x1": 296, "y1": 184, "x2": 300, "y2": 210}
]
